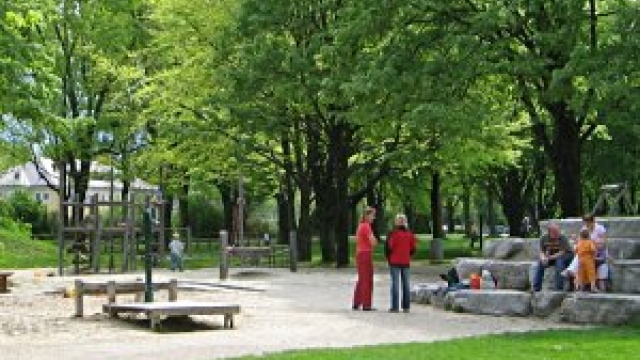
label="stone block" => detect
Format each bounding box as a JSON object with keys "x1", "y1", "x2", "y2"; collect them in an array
[
  {"x1": 410, "y1": 283, "x2": 443, "y2": 304},
  {"x1": 611, "y1": 260, "x2": 640, "y2": 293},
  {"x1": 531, "y1": 291, "x2": 567, "y2": 318},
  {"x1": 541, "y1": 217, "x2": 640, "y2": 239},
  {"x1": 455, "y1": 258, "x2": 534, "y2": 290},
  {"x1": 559, "y1": 293, "x2": 640, "y2": 325},
  {"x1": 445, "y1": 289, "x2": 532, "y2": 316}
]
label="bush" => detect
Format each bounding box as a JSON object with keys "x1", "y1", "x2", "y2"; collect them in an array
[
  {"x1": 1, "y1": 190, "x2": 53, "y2": 235},
  {"x1": 188, "y1": 194, "x2": 224, "y2": 238}
]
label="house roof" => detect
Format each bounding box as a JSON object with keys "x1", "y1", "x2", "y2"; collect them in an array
[{"x1": 0, "y1": 158, "x2": 156, "y2": 191}]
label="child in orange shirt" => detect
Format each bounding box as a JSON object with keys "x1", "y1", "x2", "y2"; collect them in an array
[{"x1": 575, "y1": 229, "x2": 598, "y2": 292}]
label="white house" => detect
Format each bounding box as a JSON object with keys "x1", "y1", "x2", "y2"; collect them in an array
[{"x1": 0, "y1": 158, "x2": 156, "y2": 210}]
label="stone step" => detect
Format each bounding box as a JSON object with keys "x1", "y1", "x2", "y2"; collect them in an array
[
  {"x1": 454, "y1": 258, "x2": 533, "y2": 290},
  {"x1": 483, "y1": 237, "x2": 640, "y2": 261},
  {"x1": 410, "y1": 285, "x2": 640, "y2": 325},
  {"x1": 456, "y1": 257, "x2": 640, "y2": 293},
  {"x1": 560, "y1": 292, "x2": 640, "y2": 325},
  {"x1": 540, "y1": 217, "x2": 640, "y2": 239}
]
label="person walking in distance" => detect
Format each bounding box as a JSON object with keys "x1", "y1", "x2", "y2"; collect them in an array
[
  {"x1": 352, "y1": 207, "x2": 378, "y2": 311},
  {"x1": 169, "y1": 232, "x2": 185, "y2": 272},
  {"x1": 385, "y1": 214, "x2": 417, "y2": 313}
]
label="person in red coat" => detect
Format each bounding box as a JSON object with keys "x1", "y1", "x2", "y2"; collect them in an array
[
  {"x1": 385, "y1": 214, "x2": 417, "y2": 313},
  {"x1": 352, "y1": 207, "x2": 378, "y2": 311}
]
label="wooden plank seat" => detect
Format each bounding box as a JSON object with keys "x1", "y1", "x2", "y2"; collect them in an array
[
  {"x1": 0, "y1": 271, "x2": 14, "y2": 294},
  {"x1": 102, "y1": 301, "x2": 241, "y2": 330},
  {"x1": 227, "y1": 246, "x2": 273, "y2": 266},
  {"x1": 74, "y1": 279, "x2": 178, "y2": 317}
]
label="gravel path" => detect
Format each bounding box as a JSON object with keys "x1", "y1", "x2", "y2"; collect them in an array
[{"x1": 0, "y1": 266, "x2": 577, "y2": 360}]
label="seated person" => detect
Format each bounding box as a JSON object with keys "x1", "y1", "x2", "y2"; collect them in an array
[
  {"x1": 560, "y1": 214, "x2": 609, "y2": 290},
  {"x1": 532, "y1": 223, "x2": 573, "y2": 292},
  {"x1": 594, "y1": 238, "x2": 611, "y2": 291}
]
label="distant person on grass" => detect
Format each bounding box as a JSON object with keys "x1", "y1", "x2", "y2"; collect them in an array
[
  {"x1": 352, "y1": 206, "x2": 378, "y2": 311},
  {"x1": 385, "y1": 214, "x2": 417, "y2": 313},
  {"x1": 169, "y1": 232, "x2": 185, "y2": 272},
  {"x1": 533, "y1": 223, "x2": 573, "y2": 292}
]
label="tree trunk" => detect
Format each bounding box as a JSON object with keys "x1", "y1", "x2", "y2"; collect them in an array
[
  {"x1": 549, "y1": 103, "x2": 583, "y2": 217},
  {"x1": 217, "y1": 183, "x2": 234, "y2": 234},
  {"x1": 497, "y1": 169, "x2": 528, "y2": 237},
  {"x1": 335, "y1": 130, "x2": 351, "y2": 268},
  {"x1": 297, "y1": 184, "x2": 313, "y2": 261},
  {"x1": 430, "y1": 172, "x2": 444, "y2": 239},
  {"x1": 486, "y1": 185, "x2": 497, "y2": 236},
  {"x1": 446, "y1": 197, "x2": 455, "y2": 234},
  {"x1": 462, "y1": 182, "x2": 472, "y2": 236},
  {"x1": 163, "y1": 195, "x2": 173, "y2": 249},
  {"x1": 179, "y1": 183, "x2": 189, "y2": 230}
]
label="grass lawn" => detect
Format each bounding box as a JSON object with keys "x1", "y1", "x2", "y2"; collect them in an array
[{"x1": 229, "y1": 327, "x2": 640, "y2": 360}]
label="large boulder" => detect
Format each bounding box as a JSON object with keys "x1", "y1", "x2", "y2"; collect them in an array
[
  {"x1": 559, "y1": 293, "x2": 640, "y2": 325},
  {"x1": 455, "y1": 258, "x2": 534, "y2": 290},
  {"x1": 410, "y1": 283, "x2": 443, "y2": 305},
  {"x1": 445, "y1": 290, "x2": 532, "y2": 316},
  {"x1": 531, "y1": 291, "x2": 567, "y2": 318},
  {"x1": 611, "y1": 260, "x2": 640, "y2": 293},
  {"x1": 482, "y1": 238, "x2": 530, "y2": 260}
]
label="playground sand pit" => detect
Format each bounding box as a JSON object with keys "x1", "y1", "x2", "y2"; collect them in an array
[{"x1": 0, "y1": 266, "x2": 579, "y2": 360}]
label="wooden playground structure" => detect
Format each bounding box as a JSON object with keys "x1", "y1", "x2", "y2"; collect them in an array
[{"x1": 56, "y1": 192, "x2": 169, "y2": 275}]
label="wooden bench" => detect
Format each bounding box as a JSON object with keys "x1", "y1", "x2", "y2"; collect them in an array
[
  {"x1": 227, "y1": 246, "x2": 273, "y2": 266},
  {"x1": 74, "y1": 279, "x2": 178, "y2": 317},
  {"x1": 0, "y1": 271, "x2": 13, "y2": 294},
  {"x1": 102, "y1": 301, "x2": 241, "y2": 330}
]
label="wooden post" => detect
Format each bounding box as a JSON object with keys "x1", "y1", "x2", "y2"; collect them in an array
[
  {"x1": 58, "y1": 161, "x2": 66, "y2": 276},
  {"x1": 92, "y1": 194, "x2": 103, "y2": 273},
  {"x1": 220, "y1": 230, "x2": 229, "y2": 280},
  {"x1": 157, "y1": 200, "x2": 165, "y2": 266},
  {"x1": 289, "y1": 230, "x2": 298, "y2": 272},
  {"x1": 143, "y1": 197, "x2": 154, "y2": 302},
  {"x1": 129, "y1": 195, "x2": 137, "y2": 271},
  {"x1": 169, "y1": 279, "x2": 178, "y2": 301},
  {"x1": 74, "y1": 279, "x2": 84, "y2": 317},
  {"x1": 107, "y1": 280, "x2": 116, "y2": 304},
  {"x1": 122, "y1": 196, "x2": 130, "y2": 273}
]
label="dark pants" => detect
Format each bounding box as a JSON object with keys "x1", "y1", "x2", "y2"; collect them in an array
[
  {"x1": 353, "y1": 251, "x2": 374, "y2": 309},
  {"x1": 533, "y1": 252, "x2": 573, "y2": 291},
  {"x1": 390, "y1": 266, "x2": 410, "y2": 311}
]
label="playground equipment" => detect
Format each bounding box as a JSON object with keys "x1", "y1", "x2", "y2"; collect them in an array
[
  {"x1": 219, "y1": 230, "x2": 297, "y2": 280},
  {"x1": 592, "y1": 183, "x2": 638, "y2": 216}
]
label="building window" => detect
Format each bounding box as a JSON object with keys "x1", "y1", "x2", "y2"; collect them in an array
[
  {"x1": 43, "y1": 193, "x2": 50, "y2": 201},
  {"x1": 14, "y1": 172, "x2": 19, "y2": 180},
  {"x1": 35, "y1": 193, "x2": 42, "y2": 202}
]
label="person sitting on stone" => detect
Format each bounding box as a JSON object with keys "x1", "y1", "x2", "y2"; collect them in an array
[
  {"x1": 532, "y1": 223, "x2": 573, "y2": 292},
  {"x1": 560, "y1": 214, "x2": 608, "y2": 288}
]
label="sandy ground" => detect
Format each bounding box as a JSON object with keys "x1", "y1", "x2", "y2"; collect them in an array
[{"x1": 0, "y1": 265, "x2": 578, "y2": 360}]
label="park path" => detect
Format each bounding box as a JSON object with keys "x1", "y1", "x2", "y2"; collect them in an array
[{"x1": 0, "y1": 267, "x2": 576, "y2": 360}]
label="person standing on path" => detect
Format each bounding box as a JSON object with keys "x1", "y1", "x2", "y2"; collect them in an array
[
  {"x1": 385, "y1": 214, "x2": 417, "y2": 313},
  {"x1": 169, "y1": 232, "x2": 185, "y2": 272},
  {"x1": 352, "y1": 207, "x2": 378, "y2": 311}
]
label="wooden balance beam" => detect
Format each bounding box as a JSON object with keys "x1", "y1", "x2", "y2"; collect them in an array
[
  {"x1": 102, "y1": 301, "x2": 241, "y2": 330},
  {"x1": 74, "y1": 279, "x2": 178, "y2": 317}
]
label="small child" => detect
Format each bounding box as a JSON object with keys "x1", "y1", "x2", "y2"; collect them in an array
[
  {"x1": 594, "y1": 239, "x2": 609, "y2": 291},
  {"x1": 574, "y1": 229, "x2": 597, "y2": 292},
  {"x1": 169, "y1": 232, "x2": 184, "y2": 272}
]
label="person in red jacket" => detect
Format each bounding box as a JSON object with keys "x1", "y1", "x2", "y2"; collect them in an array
[
  {"x1": 352, "y1": 206, "x2": 378, "y2": 311},
  {"x1": 385, "y1": 214, "x2": 417, "y2": 313}
]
